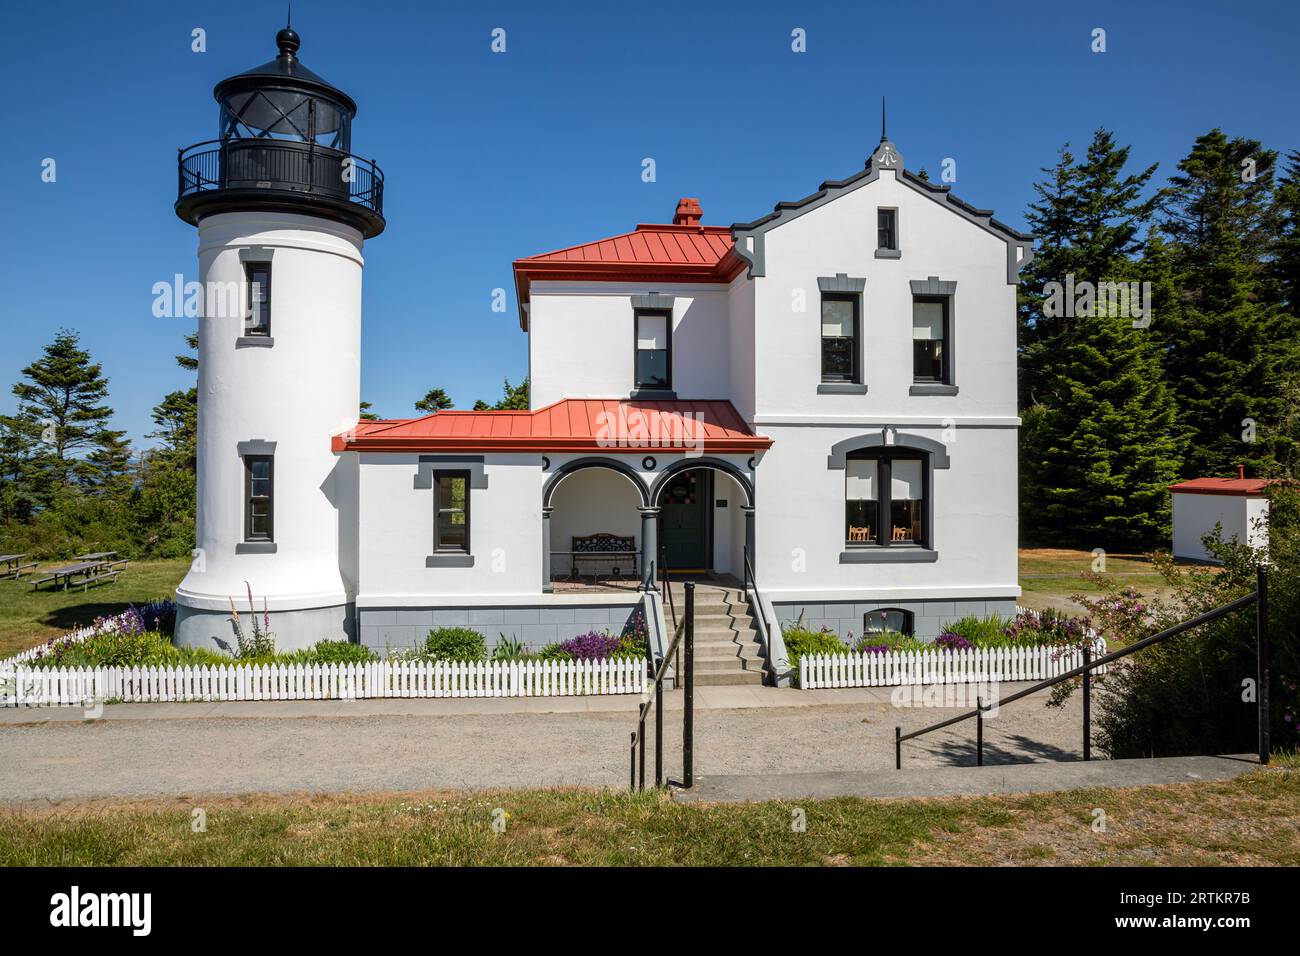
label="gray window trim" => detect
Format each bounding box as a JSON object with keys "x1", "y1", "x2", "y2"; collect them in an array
[
  {"x1": 876, "y1": 207, "x2": 899, "y2": 256},
  {"x1": 827, "y1": 429, "x2": 951, "y2": 470},
  {"x1": 236, "y1": 541, "x2": 278, "y2": 555},
  {"x1": 236, "y1": 336, "x2": 275, "y2": 348},
  {"x1": 910, "y1": 383, "x2": 959, "y2": 396},
  {"x1": 630, "y1": 292, "x2": 674, "y2": 310},
  {"x1": 817, "y1": 382, "x2": 868, "y2": 395},
  {"x1": 819, "y1": 285, "x2": 863, "y2": 385},
  {"x1": 840, "y1": 547, "x2": 937, "y2": 564},
  {"x1": 426, "y1": 553, "x2": 474, "y2": 568},
  {"x1": 816, "y1": 273, "x2": 866, "y2": 294},
  {"x1": 414, "y1": 456, "x2": 487, "y2": 491}
]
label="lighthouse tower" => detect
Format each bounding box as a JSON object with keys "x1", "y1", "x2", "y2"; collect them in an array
[{"x1": 173, "y1": 23, "x2": 383, "y2": 650}]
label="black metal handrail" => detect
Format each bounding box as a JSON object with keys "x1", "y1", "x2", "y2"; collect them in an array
[
  {"x1": 742, "y1": 544, "x2": 777, "y2": 684},
  {"x1": 895, "y1": 566, "x2": 1271, "y2": 768},
  {"x1": 177, "y1": 138, "x2": 384, "y2": 217},
  {"x1": 631, "y1": 581, "x2": 694, "y2": 790}
]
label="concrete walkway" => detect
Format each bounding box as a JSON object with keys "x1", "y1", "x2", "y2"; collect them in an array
[
  {"x1": 673, "y1": 755, "x2": 1261, "y2": 803},
  {"x1": 0, "y1": 682, "x2": 1110, "y2": 802}
]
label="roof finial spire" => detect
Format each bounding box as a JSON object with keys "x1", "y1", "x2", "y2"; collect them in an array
[
  {"x1": 276, "y1": 9, "x2": 300, "y2": 59},
  {"x1": 287, "y1": 2, "x2": 292, "y2": 28},
  {"x1": 881, "y1": 96, "x2": 887, "y2": 143}
]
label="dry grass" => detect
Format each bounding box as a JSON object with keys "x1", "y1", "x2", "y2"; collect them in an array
[{"x1": 2, "y1": 767, "x2": 1297, "y2": 867}]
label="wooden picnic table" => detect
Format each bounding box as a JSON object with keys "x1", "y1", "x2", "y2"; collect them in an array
[
  {"x1": 0, "y1": 553, "x2": 37, "y2": 579},
  {"x1": 73, "y1": 551, "x2": 118, "y2": 562},
  {"x1": 29, "y1": 560, "x2": 124, "y2": 592}
]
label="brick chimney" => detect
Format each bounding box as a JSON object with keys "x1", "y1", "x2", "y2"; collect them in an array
[
  {"x1": 1238, "y1": 464, "x2": 1246, "y2": 480},
  {"x1": 673, "y1": 197, "x2": 703, "y2": 226}
]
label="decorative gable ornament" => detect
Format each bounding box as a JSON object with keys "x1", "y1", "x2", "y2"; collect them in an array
[{"x1": 872, "y1": 139, "x2": 902, "y2": 170}]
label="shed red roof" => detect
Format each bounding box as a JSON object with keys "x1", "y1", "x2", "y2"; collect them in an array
[
  {"x1": 511, "y1": 200, "x2": 748, "y2": 329},
  {"x1": 1168, "y1": 477, "x2": 1279, "y2": 496},
  {"x1": 332, "y1": 399, "x2": 771, "y2": 455}
]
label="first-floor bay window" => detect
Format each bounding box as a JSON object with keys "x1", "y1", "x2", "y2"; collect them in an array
[{"x1": 844, "y1": 450, "x2": 928, "y2": 548}]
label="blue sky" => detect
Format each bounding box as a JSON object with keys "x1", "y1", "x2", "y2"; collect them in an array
[{"x1": 2, "y1": 0, "x2": 1297, "y2": 447}]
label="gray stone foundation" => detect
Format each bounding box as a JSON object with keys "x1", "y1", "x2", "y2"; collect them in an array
[
  {"x1": 174, "y1": 602, "x2": 353, "y2": 653},
  {"x1": 358, "y1": 603, "x2": 644, "y2": 657},
  {"x1": 774, "y1": 597, "x2": 1018, "y2": 642}
]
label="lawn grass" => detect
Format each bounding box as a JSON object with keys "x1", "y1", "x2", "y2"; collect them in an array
[
  {"x1": 0, "y1": 558, "x2": 188, "y2": 660},
  {"x1": 1, "y1": 768, "x2": 1296, "y2": 866}
]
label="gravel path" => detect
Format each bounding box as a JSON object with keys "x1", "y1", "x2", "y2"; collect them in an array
[{"x1": 0, "y1": 688, "x2": 1087, "y2": 801}]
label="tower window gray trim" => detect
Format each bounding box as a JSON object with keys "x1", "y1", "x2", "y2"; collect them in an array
[{"x1": 243, "y1": 261, "x2": 271, "y2": 337}]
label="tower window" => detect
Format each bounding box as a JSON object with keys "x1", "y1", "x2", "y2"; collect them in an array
[
  {"x1": 244, "y1": 262, "x2": 272, "y2": 336},
  {"x1": 244, "y1": 454, "x2": 274, "y2": 541},
  {"x1": 634, "y1": 309, "x2": 672, "y2": 390},
  {"x1": 434, "y1": 471, "x2": 470, "y2": 553}
]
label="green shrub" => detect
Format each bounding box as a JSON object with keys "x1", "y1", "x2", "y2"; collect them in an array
[
  {"x1": 782, "y1": 626, "x2": 849, "y2": 675},
  {"x1": 941, "y1": 613, "x2": 1014, "y2": 644},
  {"x1": 424, "y1": 627, "x2": 487, "y2": 662},
  {"x1": 492, "y1": 634, "x2": 527, "y2": 660},
  {"x1": 296, "y1": 640, "x2": 377, "y2": 664}
]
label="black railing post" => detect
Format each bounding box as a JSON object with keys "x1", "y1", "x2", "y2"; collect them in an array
[
  {"x1": 743, "y1": 545, "x2": 750, "y2": 594},
  {"x1": 976, "y1": 696, "x2": 984, "y2": 766},
  {"x1": 638, "y1": 709, "x2": 646, "y2": 791},
  {"x1": 1257, "y1": 564, "x2": 1270, "y2": 766},
  {"x1": 629, "y1": 732, "x2": 636, "y2": 790},
  {"x1": 654, "y1": 667, "x2": 664, "y2": 788},
  {"x1": 1082, "y1": 644, "x2": 1092, "y2": 761},
  {"x1": 895, "y1": 725, "x2": 901, "y2": 770},
  {"x1": 683, "y1": 581, "x2": 695, "y2": 789}
]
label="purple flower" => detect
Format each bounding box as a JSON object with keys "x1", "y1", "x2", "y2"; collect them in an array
[
  {"x1": 934, "y1": 632, "x2": 974, "y2": 651},
  {"x1": 557, "y1": 631, "x2": 623, "y2": 661}
]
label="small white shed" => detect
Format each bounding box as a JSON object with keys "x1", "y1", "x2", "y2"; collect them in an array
[{"x1": 1169, "y1": 467, "x2": 1274, "y2": 563}]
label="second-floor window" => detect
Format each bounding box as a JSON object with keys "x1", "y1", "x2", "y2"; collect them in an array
[
  {"x1": 912, "y1": 295, "x2": 949, "y2": 383},
  {"x1": 244, "y1": 262, "x2": 271, "y2": 336},
  {"x1": 244, "y1": 454, "x2": 274, "y2": 541},
  {"x1": 877, "y1": 208, "x2": 898, "y2": 251},
  {"x1": 821, "y1": 293, "x2": 859, "y2": 382},
  {"x1": 635, "y1": 309, "x2": 671, "y2": 390}
]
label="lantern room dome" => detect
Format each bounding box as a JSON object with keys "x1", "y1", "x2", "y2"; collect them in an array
[{"x1": 175, "y1": 23, "x2": 384, "y2": 238}]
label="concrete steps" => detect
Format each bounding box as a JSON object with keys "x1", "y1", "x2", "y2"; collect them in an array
[{"x1": 665, "y1": 581, "x2": 768, "y2": 687}]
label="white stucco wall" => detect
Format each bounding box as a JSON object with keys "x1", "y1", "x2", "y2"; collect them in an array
[
  {"x1": 1172, "y1": 493, "x2": 1270, "y2": 562},
  {"x1": 177, "y1": 211, "x2": 363, "y2": 614},
  {"x1": 754, "y1": 423, "x2": 1018, "y2": 601},
  {"x1": 356, "y1": 453, "x2": 542, "y2": 601},
  {"x1": 528, "y1": 283, "x2": 732, "y2": 408},
  {"x1": 752, "y1": 168, "x2": 1016, "y2": 421}
]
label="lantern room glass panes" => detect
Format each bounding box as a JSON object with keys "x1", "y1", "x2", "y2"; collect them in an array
[{"x1": 220, "y1": 88, "x2": 351, "y2": 150}]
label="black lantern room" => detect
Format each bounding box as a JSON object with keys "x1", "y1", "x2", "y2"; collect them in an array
[{"x1": 176, "y1": 24, "x2": 384, "y2": 238}]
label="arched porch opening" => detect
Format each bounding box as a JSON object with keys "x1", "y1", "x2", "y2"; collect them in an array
[{"x1": 544, "y1": 459, "x2": 650, "y2": 592}]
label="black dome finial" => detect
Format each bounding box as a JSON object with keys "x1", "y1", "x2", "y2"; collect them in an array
[{"x1": 276, "y1": 8, "x2": 300, "y2": 61}]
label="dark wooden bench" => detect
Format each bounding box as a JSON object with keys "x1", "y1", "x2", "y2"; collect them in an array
[{"x1": 570, "y1": 533, "x2": 638, "y2": 580}]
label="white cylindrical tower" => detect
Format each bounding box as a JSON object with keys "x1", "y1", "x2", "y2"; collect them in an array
[{"x1": 173, "y1": 23, "x2": 384, "y2": 650}]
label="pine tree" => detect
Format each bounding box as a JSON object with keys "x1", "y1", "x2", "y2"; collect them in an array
[
  {"x1": 1153, "y1": 129, "x2": 1297, "y2": 476},
  {"x1": 1018, "y1": 129, "x2": 1179, "y2": 546},
  {"x1": 0, "y1": 329, "x2": 125, "y2": 495},
  {"x1": 473, "y1": 377, "x2": 530, "y2": 411},
  {"x1": 415, "y1": 388, "x2": 454, "y2": 412}
]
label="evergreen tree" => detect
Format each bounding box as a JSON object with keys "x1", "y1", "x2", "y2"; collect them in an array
[
  {"x1": 1018, "y1": 130, "x2": 1179, "y2": 546},
  {"x1": 0, "y1": 329, "x2": 125, "y2": 495},
  {"x1": 358, "y1": 401, "x2": 380, "y2": 421},
  {"x1": 415, "y1": 388, "x2": 454, "y2": 412},
  {"x1": 1153, "y1": 129, "x2": 1297, "y2": 476},
  {"x1": 473, "y1": 378, "x2": 529, "y2": 410}
]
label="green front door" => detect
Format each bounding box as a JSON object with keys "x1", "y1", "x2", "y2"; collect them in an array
[{"x1": 660, "y1": 470, "x2": 709, "y2": 571}]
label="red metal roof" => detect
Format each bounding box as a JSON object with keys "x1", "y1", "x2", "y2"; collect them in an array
[
  {"x1": 511, "y1": 200, "x2": 748, "y2": 329},
  {"x1": 1168, "y1": 477, "x2": 1279, "y2": 496},
  {"x1": 332, "y1": 399, "x2": 771, "y2": 455}
]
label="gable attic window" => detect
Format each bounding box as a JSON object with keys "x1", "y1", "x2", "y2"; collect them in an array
[
  {"x1": 876, "y1": 208, "x2": 899, "y2": 256},
  {"x1": 634, "y1": 309, "x2": 672, "y2": 390}
]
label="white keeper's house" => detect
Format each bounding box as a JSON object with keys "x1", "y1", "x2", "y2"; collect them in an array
[{"x1": 171, "y1": 26, "x2": 1034, "y2": 684}]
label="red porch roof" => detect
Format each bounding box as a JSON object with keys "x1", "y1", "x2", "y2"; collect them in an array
[
  {"x1": 332, "y1": 399, "x2": 771, "y2": 455},
  {"x1": 1168, "y1": 477, "x2": 1278, "y2": 497}
]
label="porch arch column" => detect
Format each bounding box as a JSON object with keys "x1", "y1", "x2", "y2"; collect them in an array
[
  {"x1": 542, "y1": 506, "x2": 554, "y2": 593},
  {"x1": 741, "y1": 505, "x2": 755, "y2": 578},
  {"x1": 638, "y1": 506, "x2": 660, "y2": 586}
]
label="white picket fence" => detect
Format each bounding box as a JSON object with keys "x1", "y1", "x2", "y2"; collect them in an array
[
  {"x1": 1, "y1": 657, "x2": 647, "y2": 708},
  {"x1": 799, "y1": 638, "x2": 1107, "y2": 690}
]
